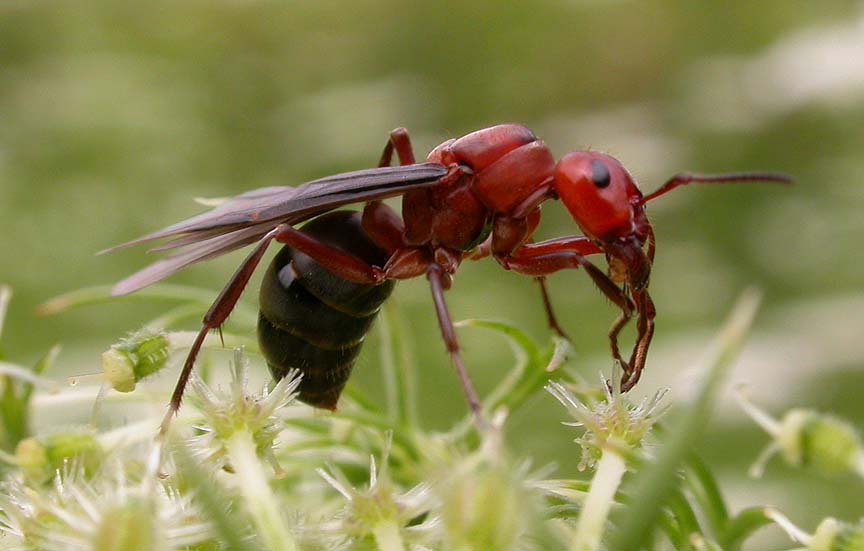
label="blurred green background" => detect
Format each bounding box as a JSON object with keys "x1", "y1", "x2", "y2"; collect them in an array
[{"x1": 1, "y1": 1, "x2": 863, "y2": 548}]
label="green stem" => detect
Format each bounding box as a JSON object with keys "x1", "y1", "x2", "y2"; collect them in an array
[
  {"x1": 227, "y1": 430, "x2": 297, "y2": 551},
  {"x1": 721, "y1": 507, "x2": 773, "y2": 550},
  {"x1": 174, "y1": 443, "x2": 248, "y2": 551},
  {"x1": 668, "y1": 489, "x2": 701, "y2": 549},
  {"x1": 574, "y1": 449, "x2": 627, "y2": 551},
  {"x1": 685, "y1": 454, "x2": 729, "y2": 536},
  {"x1": 609, "y1": 289, "x2": 762, "y2": 551},
  {"x1": 379, "y1": 302, "x2": 418, "y2": 429}
]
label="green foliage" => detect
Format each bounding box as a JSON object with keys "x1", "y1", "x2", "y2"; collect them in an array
[{"x1": 1, "y1": 286, "x2": 861, "y2": 550}]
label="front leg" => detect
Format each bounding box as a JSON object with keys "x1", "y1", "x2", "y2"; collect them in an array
[
  {"x1": 500, "y1": 237, "x2": 624, "y2": 310},
  {"x1": 485, "y1": 211, "x2": 579, "y2": 338},
  {"x1": 499, "y1": 237, "x2": 642, "y2": 386},
  {"x1": 621, "y1": 289, "x2": 656, "y2": 391}
]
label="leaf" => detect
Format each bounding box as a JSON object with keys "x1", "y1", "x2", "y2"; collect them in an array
[
  {"x1": 36, "y1": 284, "x2": 257, "y2": 326},
  {"x1": 379, "y1": 300, "x2": 419, "y2": 428},
  {"x1": 684, "y1": 454, "x2": 729, "y2": 540},
  {"x1": 456, "y1": 318, "x2": 572, "y2": 414},
  {"x1": 608, "y1": 288, "x2": 762, "y2": 550},
  {"x1": 720, "y1": 507, "x2": 774, "y2": 551}
]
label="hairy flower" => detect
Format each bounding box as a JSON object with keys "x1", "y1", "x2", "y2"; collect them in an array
[
  {"x1": 546, "y1": 379, "x2": 668, "y2": 469},
  {"x1": 317, "y1": 433, "x2": 439, "y2": 550},
  {"x1": 0, "y1": 450, "x2": 210, "y2": 551},
  {"x1": 186, "y1": 349, "x2": 302, "y2": 472}
]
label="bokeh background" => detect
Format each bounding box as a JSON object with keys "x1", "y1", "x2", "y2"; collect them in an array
[{"x1": 1, "y1": 1, "x2": 863, "y2": 548}]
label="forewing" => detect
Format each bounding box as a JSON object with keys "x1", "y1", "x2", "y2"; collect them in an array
[
  {"x1": 102, "y1": 163, "x2": 447, "y2": 253},
  {"x1": 266, "y1": 163, "x2": 448, "y2": 218},
  {"x1": 108, "y1": 162, "x2": 449, "y2": 295},
  {"x1": 112, "y1": 224, "x2": 275, "y2": 296}
]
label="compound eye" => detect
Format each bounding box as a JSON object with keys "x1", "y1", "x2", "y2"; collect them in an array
[{"x1": 590, "y1": 159, "x2": 611, "y2": 189}]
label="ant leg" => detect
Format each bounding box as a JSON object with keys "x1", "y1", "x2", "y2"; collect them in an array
[
  {"x1": 364, "y1": 127, "x2": 416, "y2": 251},
  {"x1": 500, "y1": 237, "x2": 621, "y2": 305},
  {"x1": 274, "y1": 225, "x2": 383, "y2": 284},
  {"x1": 487, "y1": 212, "x2": 572, "y2": 337},
  {"x1": 621, "y1": 290, "x2": 656, "y2": 391},
  {"x1": 607, "y1": 310, "x2": 632, "y2": 372},
  {"x1": 536, "y1": 276, "x2": 570, "y2": 340},
  {"x1": 362, "y1": 201, "x2": 406, "y2": 254},
  {"x1": 275, "y1": 220, "x2": 430, "y2": 282},
  {"x1": 378, "y1": 127, "x2": 417, "y2": 167},
  {"x1": 160, "y1": 227, "x2": 281, "y2": 434},
  {"x1": 427, "y1": 263, "x2": 485, "y2": 429},
  {"x1": 500, "y1": 237, "x2": 638, "y2": 380},
  {"x1": 512, "y1": 250, "x2": 636, "y2": 381}
]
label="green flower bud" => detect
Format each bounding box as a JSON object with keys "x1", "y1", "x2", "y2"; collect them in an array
[
  {"x1": 93, "y1": 498, "x2": 158, "y2": 551},
  {"x1": 810, "y1": 518, "x2": 864, "y2": 551},
  {"x1": 736, "y1": 387, "x2": 864, "y2": 478},
  {"x1": 438, "y1": 457, "x2": 533, "y2": 550},
  {"x1": 13, "y1": 438, "x2": 47, "y2": 476},
  {"x1": 102, "y1": 330, "x2": 170, "y2": 392},
  {"x1": 15, "y1": 430, "x2": 103, "y2": 483},
  {"x1": 780, "y1": 409, "x2": 863, "y2": 475}
]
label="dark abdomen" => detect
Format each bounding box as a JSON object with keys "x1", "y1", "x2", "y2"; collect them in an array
[{"x1": 257, "y1": 211, "x2": 395, "y2": 409}]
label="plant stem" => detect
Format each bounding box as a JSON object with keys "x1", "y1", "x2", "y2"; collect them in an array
[
  {"x1": 380, "y1": 302, "x2": 418, "y2": 428},
  {"x1": 227, "y1": 430, "x2": 297, "y2": 551},
  {"x1": 574, "y1": 448, "x2": 627, "y2": 551},
  {"x1": 373, "y1": 520, "x2": 406, "y2": 551}
]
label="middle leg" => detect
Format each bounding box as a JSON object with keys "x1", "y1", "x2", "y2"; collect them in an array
[
  {"x1": 536, "y1": 276, "x2": 570, "y2": 340},
  {"x1": 427, "y1": 263, "x2": 485, "y2": 428}
]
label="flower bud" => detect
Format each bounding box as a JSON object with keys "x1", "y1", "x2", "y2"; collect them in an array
[
  {"x1": 736, "y1": 388, "x2": 864, "y2": 478},
  {"x1": 92, "y1": 498, "x2": 158, "y2": 551},
  {"x1": 15, "y1": 430, "x2": 103, "y2": 483},
  {"x1": 101, "y1": 330, "x2": 170, "y2": 392},
  {"x1": 810, "y1": 518, "x2": 864, "y2": 551},
  {"x1": 780, "y1": 410, "x2": 862, "y2": 475},
  {"x1": 439, "y1": 458, "x2": 529, "y2": 550}
]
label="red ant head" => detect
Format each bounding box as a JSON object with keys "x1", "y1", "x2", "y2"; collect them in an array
[
  {"x1": 554, "y1": 152, "x2": 652, "y2": 289},
  {"x1": 553, "y1": 152, "x2": 647, "y2": 242}
]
